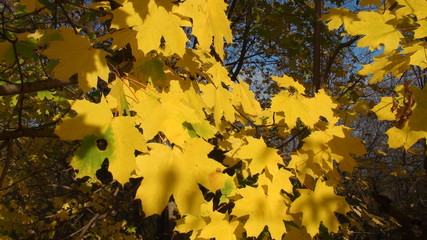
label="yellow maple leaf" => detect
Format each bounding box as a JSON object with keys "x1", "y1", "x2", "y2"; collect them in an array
[
  {"x1": 289, "y1": 180, "x2": 350, "y2": 237},
  {"x1": 135, "y1": 138, "x2": 227, "y2": 216},
  {"x1": 269, "y1": 168, "x2": 294, "y2": 194},
  {"x1": 175, "y1": 214, "x2": 206, "y2": 234},
  {"x1": 270, "y1": 84, "x2": 338, "y2": 129},
  {"x1": 231, "y1": 81, "x2": 262, "y2": 116},
  {"x1": 371, "y1": 96, "x2": 398, "y2": 121},
  {"x1": 42, "y1": 27, "x2": 111, "y2": 92},
  {"x1": 320, "y1": 8, "x2": 358, "y2": 31},
  {"x1": 402, "y1": 42, "x2": 427, "y2": 69},
  {"x1": 111, "y1": 0, "x2": 188, "y2": 56},
  {"x1": 176, "y1": 0, "x2": 233, "y2": 59},
  {"x1": 176, "y1": 48, "x2": 216, "y2": 75},
  {"x1": 289, "y1": 153, "x2": 322, "y2": 184},
  {"x1": 293, "y1": 126, "x2": 365, "y2": 179},
  {"x1": 272, "y1": 75, "x2": 306, "y2": 93},
  {"x1": 72, "y1": 116, "x2": 146, "y2": 184},
  {"x1": 384, "y1": 86, "x2": 427, "y2": 149},
  {"x1": 283, "y1": 226, "x2": 311, "y2": 240},
  {"x1": 176, "y1": 202, "x2": 244, "y2": 240},
  {"x1": 396, "y1": 0, "x2": 427, "y2": 20},
  {"x1": 414, "y1": 19, "x2": 427, "y2": 39},
  {"x1": 103, "y1": 29, "x2": 138, "y2": 51},
  {"x1": 132, "y1": 88, "x2": 200, "y2": 145},
  {"x1": 206, "y1": 62, "x2": 234, "y2": 87},
  {"x1": 386, "y1": 124, "x2": 426, "y2": 149},
  {"x1": 290, "y1": 131, "x2": 334, "y2": 183},
  {"x1": 175, "y1": 81, "x2": 217, "y2": 139},
  {"x1": 338, "y1": 100, "x2": 372, "y2": 124},
  {"x1": 298, "y1": 128, "x2": 337, "y2": 169},
  {"x1": 232, "y1": 177, "x2": 292, "y2": 240},
  {"x1": 234, "y1": 137, "x2": 282, "y2": 175},
  {"x1": 105, "y1": 79, "x2": 136, "y2": 114},
  {"x1": 133, "y1": 55, "x2": 169, "y2": 88},
  {"x1": 222, "y1": 133, "x2": 248, "y2": 165},
  {"x1": 55, "y1": 98, "x2": 112, "y2": 140},
  {"x1": 197, "y1": 212, "x2": 241, "y2": 240},
  {"x1": 200, "y1": 84, "x2": 235, "y2": 129},
  {"x1": 357, "y1": 51, "x2": 410, "y2": 84},
  {"x1": 345, "y1": 11, "x2": 403, "y2": 53},
  {"x1": 328, "y1": 127, "x2": 367, "y2": 172}
]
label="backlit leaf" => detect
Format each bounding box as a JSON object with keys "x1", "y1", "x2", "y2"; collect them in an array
[
  {"x1": 176, "y1": 0, "x2": 232, "y2": 59},
  {"x1": 289, "y1": 180, "x2": 350, "y2": 237},
  {"x1": 345, "y1": 11, "x2": 403, "y2": 53},
  {"x1": 43, "y1": 27, "x2": 111, "y2": 92},
  {"x1": 135, "y1": 138, "x2": 227, "y2": 216}
]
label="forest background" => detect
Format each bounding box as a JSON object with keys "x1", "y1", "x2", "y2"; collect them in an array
[{"x1": 0, "y1": 0, "x2": 426, "y2": 239}]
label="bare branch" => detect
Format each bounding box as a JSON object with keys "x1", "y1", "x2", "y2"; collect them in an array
[
  {"x1": 231, "y1": 5, "x2": 252, "y2": 81},
  {"x1": 322, "y1": 36, "x2": 360, "y2": 84},
  {"x1": 312, "y1": 0, "x2": 322, "y2": 93}
]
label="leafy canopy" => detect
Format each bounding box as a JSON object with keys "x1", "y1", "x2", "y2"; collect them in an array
[{"x1": 1, "y1": 0, "x2": 427, "y2": 239}]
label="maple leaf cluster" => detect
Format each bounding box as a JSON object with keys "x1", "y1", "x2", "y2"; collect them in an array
[
  {"x1": 322, "y1": 0, "x2": 427, "y2": 149},
  {"x1": 35, "y1": 0, "x2": 360, "y2": 238}
]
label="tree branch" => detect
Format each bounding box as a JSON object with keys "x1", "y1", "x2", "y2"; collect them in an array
[
  {"x1": 0, "y1": 127, "x2": 57, "y2": 140},
  {"x1": 0, "y1": 140, "x2": 12, "y2": 188},
  {"x1": 74, "y1": 213, "x2": 100, "y2": 240},
  {"x1": 322, "y1": 36, "x2": 360, "y2": 84},
  {"x1": 0, "y1": 25, "x2": 37, "y2": 33},
  {"x1": 312, "y1": 0, "x2": 322, "y2": 93},
  {"x1": 227, "y1": 0, "x2": 238, "y2": 19},
  {"x1": 0, "y1": 77, "x2": 77, "y2": 96},
  {"x1": 231, "y1": 5, "x2": 252, "y2": 81}
]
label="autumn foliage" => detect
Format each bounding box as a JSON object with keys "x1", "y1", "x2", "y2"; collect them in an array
[{"x1": 0, "y1": 0, "x2": 426, "y2": 239}]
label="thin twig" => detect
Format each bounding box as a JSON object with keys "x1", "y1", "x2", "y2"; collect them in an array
[
  {"x1": 0, "y1": 162, "x2": 58, "y2": 192},
  {"x1": 322, "y1": 36, "x2": 360, "y2": 84},
  {"x1": 57, "y1": 0, "x2": 79, "y2": 34},
  {"x1": 69, "y1": 213, "x2": 100, "y2": 240},
  {"x1": 231, "y1": 5, "x2": 252, "y2": 81}
]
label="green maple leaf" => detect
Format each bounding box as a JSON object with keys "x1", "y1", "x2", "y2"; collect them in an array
[
  {"x1": 55, "y1": 98, "x2": 147, "y2": 184},
  {"x1": 72, "y1": 116, "x2": 146, "y2": 184}
]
